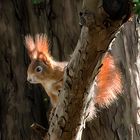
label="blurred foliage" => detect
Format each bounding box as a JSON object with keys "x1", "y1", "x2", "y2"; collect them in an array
[
  {"x1": 32, "y1": 0, "x2": 45, "y2": 4},
  {"x1": 134, "y1": 0, "x2": 140, "y2": 15}
]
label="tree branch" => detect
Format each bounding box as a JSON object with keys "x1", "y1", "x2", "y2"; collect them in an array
[
  {"x1": 31, "y1": 123, "x2": 48, "y2": 139},
  {"x1": 44, "y1": 0, "x2": 131, "y2": 140}
]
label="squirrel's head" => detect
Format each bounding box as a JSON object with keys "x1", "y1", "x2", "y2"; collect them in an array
[{"x1": 25, "y1": 34, "x2": 54, "y2": 84}]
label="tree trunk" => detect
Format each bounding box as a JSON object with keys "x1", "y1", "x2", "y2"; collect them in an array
[
  {"x1": 0, "y1": 0, "x2": 139, "y2": 140},
  {"x1": 82, "y1": 18, "x2": 140, "y2": 140},
  {"x1": 0, "y1": 1, "x2": 50, "y2": 140}
]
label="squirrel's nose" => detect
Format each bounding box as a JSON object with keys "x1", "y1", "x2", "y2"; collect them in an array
[
  {"x1": 27, "y1": 78, "x2": 32, "y2": 83},
  {"x1": 27, "y1": 76, "x2": 33, "y2": 83},
  {"x1": 27, "y1": 75, "x2": 38, "y2": 84}
]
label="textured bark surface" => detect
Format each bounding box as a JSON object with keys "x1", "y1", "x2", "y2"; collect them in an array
[
  {"x1": 82, "y1": 19, "x2": 140, "y2": 140},
  {"x1": 0, "y1": 0, "x2": 139, "y2": 140},
  {"x1": 0, "y1": 0, "x2": 81, "y2": 140},
  {"x1": 45, "y1": 0, "x2": 130, "y2": 139},
  {"x1": 0, "y1": 1, "x2": 50, "y2": 140}
]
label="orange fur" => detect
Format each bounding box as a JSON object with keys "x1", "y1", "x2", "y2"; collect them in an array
[
  {"x1": 95, "y1": 53, "x2": 122, "y2": 107},
  {"x1": 25, "y1": 34, "x2": 122, "y2": 109},
  {"x1": 25, "y1": 34, "x2": 51, "y2": 63},
  {"x1": 25, "y1": 34, "x2": 65, "y2": 107}
]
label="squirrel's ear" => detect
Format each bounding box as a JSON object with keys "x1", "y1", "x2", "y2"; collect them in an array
[
  {"x1": 35, "y1": 34, "x2": 50, "y2": 58},
  {"x1": 25, "y1": 35, "x2": 37, "y2": 59}
]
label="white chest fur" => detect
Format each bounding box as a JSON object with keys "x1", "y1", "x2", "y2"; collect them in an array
[
  {"x1": 43, "y1": 79, "x2": 56, "y2": 93},
  {"x1": 42, "y1": 79, "x2": 62, "y2": 97}
]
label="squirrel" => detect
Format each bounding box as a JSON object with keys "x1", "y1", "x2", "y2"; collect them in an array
[{"x1": 25, "y1": 34, "x2": 122, "y2": 110}]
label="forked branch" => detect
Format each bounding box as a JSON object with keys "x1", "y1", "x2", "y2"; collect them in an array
[{"x1": 42, "y1": 0, "x2": 131, "y2": 140}]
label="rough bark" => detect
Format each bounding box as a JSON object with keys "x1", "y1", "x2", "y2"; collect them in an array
[
  {"x1": 45, "y1": 0, "x2": 130, "y2": 140},
  {"x1": 0, "y1": 0, "x2": 81, "y2": 139},
  {"x1": 0, "y1": 0, "x2": 139, "y2": 140},
  {"x1": 82, "y1": 18, "x2": 140, "y2": 140},
  {"x1": 0, "y1": 1, "x2": 50, "y2": 140}
]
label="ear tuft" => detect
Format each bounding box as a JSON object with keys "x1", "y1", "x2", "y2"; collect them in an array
[
  {"x1": 35, "y1": 34, "x2": 50, "y2": 58},
  {"x1": 25, "y1": 34, "x2": 51, "y2": 60},
  {"x1": 25, "y1": 35, "x2": 35, "y2": 52},
  {"x1": 25, "y1": 35, "x2": 37, "y2": 59}
]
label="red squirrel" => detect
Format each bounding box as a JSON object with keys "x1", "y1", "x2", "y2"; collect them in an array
[{"x1": 25, "y1": 34, "x2": 122, "y2": 109}]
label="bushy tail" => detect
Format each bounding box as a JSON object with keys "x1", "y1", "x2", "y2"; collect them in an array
[{"x1": 95, "y1": 53, "x2": 122, "y2": 107}]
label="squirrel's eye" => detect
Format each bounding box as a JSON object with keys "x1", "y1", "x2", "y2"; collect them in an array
[{"x1": 35, "y1": 66, "x2": 43, "y2": 73}]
